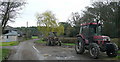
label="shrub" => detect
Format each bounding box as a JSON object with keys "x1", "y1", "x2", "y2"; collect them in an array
[{"x1": 111, "y1": 38, "x2": 120, "y2": 49}]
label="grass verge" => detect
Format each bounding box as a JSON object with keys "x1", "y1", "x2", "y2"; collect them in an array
[
  {"x1": 35, "y1": 40, "x2": 46, "y2": 43},
  {"x1": 32, "y1": 36, "x2": 38, "y2": 39},
  {"x1": 0, "y1": 48, "x2": 11, "y2": 61},
  {"x1": 0, "y1": 41, "x2": 19, "y2": 46},
  {"x1": 62, "y1": 43, "x2": 75, "y2": 46},
  {"x1": 35, "y1": 39, "x2": 76, "y2": 46},
  {"x1": 116, "y1": 50, "x2": 120, "y2": 59},
  {"x1": 35, "y1": 39, "x2": 75, "y2": 46}
]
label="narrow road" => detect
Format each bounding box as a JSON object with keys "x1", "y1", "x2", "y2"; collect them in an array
[
  {"x1": 8, "y1": 39, "x2": 118, "y2": 60},
  {"x1": 8, "y1": 39, "x2": 44, "y2": 60}
]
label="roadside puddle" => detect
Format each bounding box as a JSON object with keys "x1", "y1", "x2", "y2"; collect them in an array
[
  {"x1": 56, "y1": 56, "x2": 74, "y2": 60},
  {"x1": 43, "y1": 54, "x2": 52, "y2": 57}
]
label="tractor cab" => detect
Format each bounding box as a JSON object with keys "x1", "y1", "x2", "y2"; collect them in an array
[{"x1": 79, "y1": 23, "x2": 110, "y2": 44}]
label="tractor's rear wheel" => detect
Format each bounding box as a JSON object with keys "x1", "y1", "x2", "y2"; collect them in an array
[
  {"x1": 57, "y1": 41, "x2": 61, "y2": 46},
  {"x1": 75, "y1": 37, "x2": 85, "y2": 54},
  {"x1": 89, "y1": 43, "x2": 100, "y2": 59},
  {"x1": 46, "y1": 40, "x2": 52, "y2": 46}
]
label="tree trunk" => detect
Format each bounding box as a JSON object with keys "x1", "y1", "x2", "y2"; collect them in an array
[{"x1": 2, "y1": 2, "x2": 10, "y2": 33}]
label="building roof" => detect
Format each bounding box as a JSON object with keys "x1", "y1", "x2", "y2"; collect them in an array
[{"x1": 5, "y1": 31, "x2": 18, "y2": 36}]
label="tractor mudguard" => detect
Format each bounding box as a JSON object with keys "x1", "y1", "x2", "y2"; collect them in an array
[
  {"x1": 77, "y1": 34, "x2": 85, "y2": 39},
  {"x1": 89, "y1": 43, "x2": 99, "y2": 48},
  {"x1": 77, "y1": 34, "x2": 89, "y2": 44}
]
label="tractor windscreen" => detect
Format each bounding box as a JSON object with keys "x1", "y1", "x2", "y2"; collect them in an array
[{"x1": 89, "y1": 24, "x2": 101, "y2": 36}]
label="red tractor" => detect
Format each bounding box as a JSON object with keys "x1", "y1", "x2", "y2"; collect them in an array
[{"x1": 75, "y1": 23, "x2": 118, "y2": 59}]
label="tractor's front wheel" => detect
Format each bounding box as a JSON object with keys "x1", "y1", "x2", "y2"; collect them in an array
[
  {"x1": 106, "y1": 43, "x2": 118, "y2": 57},
  {"x1": 75, "y1": 37, "x2": 85, "y2": 54},
  {"x1": 89, "y1": 43, "x2": 100, "y2": 59}
]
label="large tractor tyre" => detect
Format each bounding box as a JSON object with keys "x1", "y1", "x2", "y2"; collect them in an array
[
  {"x1": 75, "y1": 37, "x2": 85, "y2": 54},
  {"x1": 57, "y1": 41, "x2": 61, "y2": 46},
  {"x1": 46, "y1": 40, "x2": 52, "y2": 46},
  {"x1": 106, "y1": 43, "x2": 118, "y2": 57},
  {"x1": 46, "y1": 39, "x2": 48, "y2": 46},
  {"x1": 89, "y1": 43, "x2": 100, "y2": 59},
  {"x1": 51, "y1": 41, "x2": 54, "y2": 46}
]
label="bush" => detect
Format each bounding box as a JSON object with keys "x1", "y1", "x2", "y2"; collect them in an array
[
  {"x1": 111, "y1": 38, "x2": 120, "y2": 49},
  {"x1": 59, "y1": 37, "x2": 77, "y2": 43}
]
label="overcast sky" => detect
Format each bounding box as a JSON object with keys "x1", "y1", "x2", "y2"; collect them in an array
[{"x1": 8, "y1": 0, "x2": 92, "y2": 27}]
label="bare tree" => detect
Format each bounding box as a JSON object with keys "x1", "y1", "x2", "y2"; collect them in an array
[{"x1": 0, "y1": 0, "x2": 26, "y2": 32}]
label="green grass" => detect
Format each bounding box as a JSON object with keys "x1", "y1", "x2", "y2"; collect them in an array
[
  {"x1": 0, "y1": 41, "x2": 19, "y2": 46},
  {"x1": 62, "y1": 43, "x2": 75, "y2": 46},
  {"x1": 116, "y1": 50, "x2": 120, "y2": 59},
  {"x1": 0, "y1": 49, "x2": 10, "y2": 61},
  {"x1": 35, "y1": 40, "x2": 46, "y2": 43},
  {"x1": 116, "y1": 56, "x2": 120, "y2": 59},
  {"x1": 32, "y1": 36, "x2": 38, "y2": 39},
  {"x1": 118, "y1": 50, "x2": 120, "y2": 53},
  {"x1": 35, "y1": 39, "x2": 75, "y2": 46}
]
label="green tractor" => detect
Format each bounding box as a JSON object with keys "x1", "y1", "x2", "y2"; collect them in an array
[{"x1": 46, "y1": 32, "x2": 61, "y2": 46}]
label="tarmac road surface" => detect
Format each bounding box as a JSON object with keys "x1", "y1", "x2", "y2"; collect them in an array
[
  {"x1": 8, "y1": 40, "x2": 44, "y2": 60},
  {"x1": 7, "y1": 39, "x2": 118, "y2": 60}
]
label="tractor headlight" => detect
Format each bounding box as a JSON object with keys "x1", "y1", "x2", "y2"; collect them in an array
[
  {"x1": 103, "y1": 38, "x2": 110, "y2": 41},
  {"x1": 107, "y1": 37, "x2": 110, "y2": 41},
  {"x1": 103, "y1": 39, "x2": 107, "y2": 41}
]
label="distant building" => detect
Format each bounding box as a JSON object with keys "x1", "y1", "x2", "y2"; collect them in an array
[{"x1": 1, "y1": 26, "x2": 21, "y2": 42}]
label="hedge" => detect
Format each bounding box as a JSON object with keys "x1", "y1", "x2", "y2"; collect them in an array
[{"x1": 59, "y1": 37, "x2": 77, "y2": 43}]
